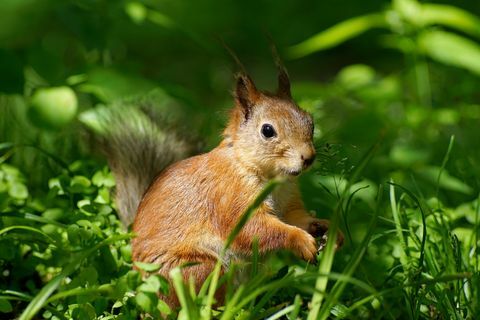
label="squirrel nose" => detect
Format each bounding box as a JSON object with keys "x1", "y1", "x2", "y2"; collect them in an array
[{"x1": 301, "y1": 153, "x2": 316, "y2": 168}]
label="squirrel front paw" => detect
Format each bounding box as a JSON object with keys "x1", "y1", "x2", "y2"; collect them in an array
[
  {"x1": 308, "y1": 218, "x2": 344, "y2": 250},
  {"x1": 308, "y1": 218, "x2": 329, "y2": 238},
  {"x1": 287, "y1": 227, "x2": 318, "y2": 262}
]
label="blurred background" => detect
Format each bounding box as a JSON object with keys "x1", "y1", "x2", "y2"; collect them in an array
[
  {"x1": 1, "y1": 0, "x2": 480, "y2": 190},
  {"x1": 1, "y1": 0, "x2": 480, "y2": 318}
]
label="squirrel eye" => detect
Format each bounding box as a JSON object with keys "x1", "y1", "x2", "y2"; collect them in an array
[{"x1": 261, "y1": 123, "x2": 276, "y2": 139}]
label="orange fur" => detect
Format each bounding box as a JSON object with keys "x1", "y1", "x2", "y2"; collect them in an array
[{"x1": 131, "y1": 73, "x2": 342, "y2": 308}]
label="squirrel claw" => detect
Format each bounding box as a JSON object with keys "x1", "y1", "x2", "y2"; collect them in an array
[{"x1": 308, "y1": 219, "x2": 344, "y2": 251}]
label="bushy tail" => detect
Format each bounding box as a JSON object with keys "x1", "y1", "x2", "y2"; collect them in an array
[{"x1": 81, "y1": 90, "x2": 199, "y2": 226}]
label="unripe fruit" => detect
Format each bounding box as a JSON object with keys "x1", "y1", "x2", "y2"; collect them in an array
[{"x1": 28, "y1": 86, "x2": 78, "y2": 130}]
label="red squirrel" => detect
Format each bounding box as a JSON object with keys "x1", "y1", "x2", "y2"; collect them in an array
[{"x1": 92, "y1": 65, "x2": 343, "y2": 307}]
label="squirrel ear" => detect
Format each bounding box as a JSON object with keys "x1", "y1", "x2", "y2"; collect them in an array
[
  {"x1": 235, "y1": 73, "x2": 259, "y2": 120},
  {"x1": 277, "y1": 67, "x2": 291, "y2": 99},
  {"x1": 268, "y1": 38, "x2": 292, "y2": 99}
]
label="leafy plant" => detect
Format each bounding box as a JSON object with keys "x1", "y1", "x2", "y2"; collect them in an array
[{"x1": 288, "y1": 0, "x2": 480, "y2": 106}]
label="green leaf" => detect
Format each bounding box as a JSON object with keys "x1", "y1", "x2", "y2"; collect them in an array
[
  {"x1": 69, "y1": 176, "x2": 92, "y2": 193},
  {"x1": 393, "y1": 0, "x2": 422, "y2": 26},
  {"x1": 125, "y1": 2, "x2": 147, "y2": 24},
  {"x1": 138, "y1": 275, "x2": 161, "y2": 293},
  {"x1": 99, "y1": 246, "x2": 118, "y2": 273},
  {"x1": 157, "y1": 299, "x2": 171, "y2": 315},
  {"x1": 170, "y1": 267, "x2": 198, "y2": 318},
  {"x1": 135, "y1": 292, "x2": 153, "y2": 313},
  {"x1": 288, "y1": 14, "x2": 386, "y2": 59},
  {"x1": 126, "y1": 270, "x2": 142, "y2": 289},
  {"x1": 418, "y1": 30, "x2": 480, "y2": 76},
  {"x1": 0, "y1": 298, "x2": 13, "y2": 313},
  {"x1": 78, "y1": 68, "x2": 157, "y2": 102},
  {"x1": 390, "y1": 145, "x2": 429, "y2": 167},
  {"x1": 452, "y1": 227, "x2": 474, "y2": 244},
  {"x1": 0, "y1": 226, "x2": 56, "y2": 245},
  {"x1": 330, "y1": 304, "x2": 349, "y2": 319},
  {"x1": 77, "y1": 200, "x2": 96, "y2": 215},
  {"x1": 289, "y1": 295, "x2": 302, "y2": 319},
  {"x1": 336, "y1": 64, "x2": 376, "y2": 90},
  {"x1": 8, "y1": 182, "x2": 28, "y2": 199},
  {"x1": 147, "y1": 10, "x2": 175, "y2": 29},
  {"x1": 0, "y1": 142, "x2": 14, "y2": 152},
  {"x1": 421, "y1": 4, "x2": 480, "y2": 38},
  {"x1": 71, "y1": 303, "x2": 96, "y2": 320},
  {"x1": 92, "y1": 170, "x2": 115, "y2": 188},
  {"x1": 67, "y1": 225, "x2": 81, "y2": 245},
  {"x1": 42, "y1": 208, "x2": 64, "y2": 221},
  {"x1": 48, "y1": 177, "x2": 65, "y2": 195},
  {"x1": 95, "y1": 188, "x2": 111, "y2": 204},
  {"x1": 134, "y1": 261, "x2": 162, "y2": 273},
  {"x1": 79, "y1": 266, "x2": 99, "y2": 286},
  {"x1": 120, "y1": 244, "x2": 132, "y2": 262},
  {"x1": 417, "y1": 166, "x2": 473, "y2": 195}
]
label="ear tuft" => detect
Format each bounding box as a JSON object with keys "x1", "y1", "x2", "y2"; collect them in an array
[
  {"x1": 268, "y1": 38, "x2": 292, "y2": 99},
  {"x1": 234, "y1": 73, "x2": 258, "y2": 120},
  {"x1": 277, "y1": 66, "x2": 291, "y2": 99}
]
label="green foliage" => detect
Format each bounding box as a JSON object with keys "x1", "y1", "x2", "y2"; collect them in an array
[
  {"x1": 0, "y1": 163, "x2": 176, "y2": 319},
  {"x1": 288, "y1": 0, "x2": 480, "y2": 106},
  {"x1": 1, "y1": 0, "x2": 480, "y2": 319},
  {"x1": 417, "y1": 30, "x2": 480, "y2": 76},
  {"x1": 288, "y1": 0, "x2": 480, "y2": 62}
]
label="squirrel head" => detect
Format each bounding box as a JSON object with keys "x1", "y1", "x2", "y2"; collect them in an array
[{"x1": 223, "y1": 71, "x2": 315, "y2": 180}]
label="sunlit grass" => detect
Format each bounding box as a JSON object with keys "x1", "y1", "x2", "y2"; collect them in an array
[{"x1": 0, "y1": 130, "x2": 479, "y2": 319}]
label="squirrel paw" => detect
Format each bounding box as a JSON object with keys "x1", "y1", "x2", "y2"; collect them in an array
[
  {"x1": 288, "y1": 228, "x2": 318, "y2": 263},
  {"x1": 308, "y1": 219, "x2": 344, "y2": 251},
  {"x1": 308, "y1": 219, "x2": 329, "y2": 238}
]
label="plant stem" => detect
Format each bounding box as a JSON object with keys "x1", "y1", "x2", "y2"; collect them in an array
[{"x1": 414, "y1": 53, "x2": 432, "y2": 108}]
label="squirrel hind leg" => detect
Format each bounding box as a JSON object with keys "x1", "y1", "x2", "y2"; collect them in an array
[
  {"x1": 158, "y1": 253, "x2": 226, "y2": 309},
  {"x1": 183, "y1": 258, "x2": 226, "y2": 305}
]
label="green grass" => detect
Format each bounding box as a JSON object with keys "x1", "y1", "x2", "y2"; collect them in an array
[
  {"x1": 2, "y1": 78, "x2": 480, "y2": 319},
  {"x1": 0, "y1": 132, "x2": 478, "y2": 318}
]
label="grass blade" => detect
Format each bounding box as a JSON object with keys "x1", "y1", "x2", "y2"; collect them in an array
[
  {"x1": 308, "y1": 141, "x2": 379, "y2": 319},
  {"x1": 202, "y1": 179, "x2": 283, "y2": 320},
  {"x1": 317, "y1": 184, "x2": 383, "y2": 320},
  {"x1": 287, "y1": 14, "x2": 387, "y2": 59}
]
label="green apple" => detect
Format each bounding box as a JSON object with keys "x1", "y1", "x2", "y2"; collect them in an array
[{"x1": 29, "y1": 86, "x2": 78, "y2": 130}]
